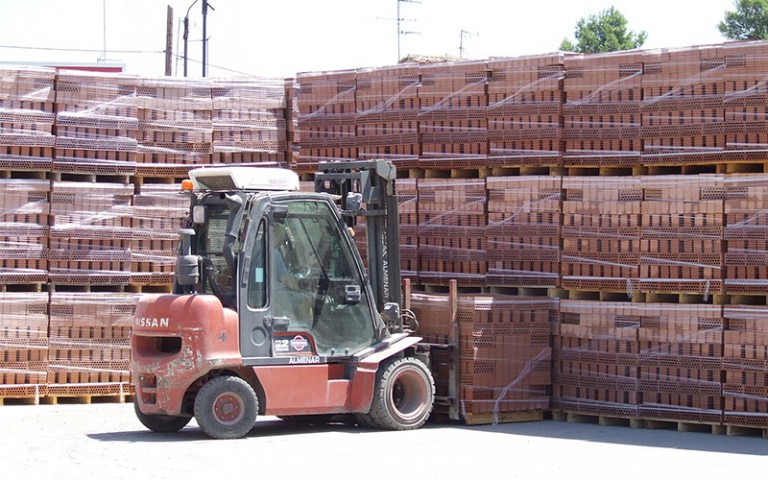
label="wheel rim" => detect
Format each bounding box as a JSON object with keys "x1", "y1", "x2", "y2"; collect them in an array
[
  {"x1": 212, "y1": 392, "x2": 245, "y2": 425},
  {"x1": 388, "y1": 367, "x2": 429, "y2": 422}
]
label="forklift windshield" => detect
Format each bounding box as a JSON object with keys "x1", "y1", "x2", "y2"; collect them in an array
[{"x1": 269, "y1": 199, "x2": 378, "y2": 356}]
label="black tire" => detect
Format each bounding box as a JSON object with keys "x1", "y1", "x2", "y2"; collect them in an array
[
  {"x1": 193, "y1": 376, "x2": 258, "y2": 439},
  {"x1": 365, "y1": 356, "x2": 435, "y2": 430},
  {"x1": 134, "y1": 401, "x2": 191, "y2": 433},
  {"x1": 354, "y1": 412, "x2": 378, "y2": 429}
]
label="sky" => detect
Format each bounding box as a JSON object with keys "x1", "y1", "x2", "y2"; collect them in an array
[{"x1": 0, "y1": 0, "x2": 738, "y2": 79}]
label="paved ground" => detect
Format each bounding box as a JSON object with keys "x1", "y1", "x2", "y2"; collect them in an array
[{"x1": 1, "y1": 402, "x2": 765, "y2": 479}]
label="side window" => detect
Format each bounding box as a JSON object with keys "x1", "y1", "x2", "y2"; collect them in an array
[
  {"x1": 247, "y1": 220, "x2": 267, "y2": 309},
  {"x1": 196, "y1": 205, "x2": 240, "y2": 308}
]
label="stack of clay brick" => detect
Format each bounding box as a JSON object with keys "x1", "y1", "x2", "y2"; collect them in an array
[
  {"x1": 486, "y1": 176, "x2": 561, "y2": 287},
  {"x1": 0, "y1": 66, "x2": 55, "y2": 170},
  {"x1": 487, "y1": 55, "x2": 564, "y2": 167},
  {"x1": 294, "y1": 70, "x2": 356, "y2": 172},
  {"x1": 409, "y1": 290, "x2": 556, "y2": 422},
  {"x1": 54, "y1": 71, "x2": 138, "y2": 175},
  {"x1": 355, "y1": 65, "x2": 420, "y2": 168},
  {"x1": 553, "y1": 301, "x2": 724, "y2": 423},
  {"x1": 211, "y1": 77, "x2": 287, "y2": 167}
]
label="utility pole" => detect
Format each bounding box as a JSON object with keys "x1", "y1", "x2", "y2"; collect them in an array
[
  {"x1": 165, "y1": 5, "x2": 173, "y2": 76},
  {"x1": 202, "y1": 1, "x2": 215, "y2": 77},
  {"x1": 183, "y1": 0, "x2": 199, "y2": 77}
]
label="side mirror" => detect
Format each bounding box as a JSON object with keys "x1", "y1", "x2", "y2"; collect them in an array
[
  {"x1": 344, "y1": 284, "x2": 362, "y2": 304},
  {"x1": 176, "y1": 228, "x2": 199, "y2": 286}
]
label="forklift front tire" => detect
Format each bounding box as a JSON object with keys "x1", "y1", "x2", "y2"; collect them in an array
[
  {"x1": 194, "y1": 376, "x2": 259, "y2": 439},
  {"x1": 134, "y1": 401, "x2": 192, "y2": 433},
  {"x1": 366, "y1": 356, "x2": 435, "y2": 430}
]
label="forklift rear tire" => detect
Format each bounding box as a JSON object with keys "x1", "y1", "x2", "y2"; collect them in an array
[
  {"x1": 365, "y1": 356, "x2": 435, "y2": 430},
  {"x1": 194, "y1": 376, "x2": 258, "y2": 439},
  {"x1": 134, "y1": 401, "x2": 191, "y2": 433}
]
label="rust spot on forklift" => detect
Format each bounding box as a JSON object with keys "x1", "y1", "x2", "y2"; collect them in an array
[{"x1": 159, "y1": 344, "x2": 202, "y2": 384}]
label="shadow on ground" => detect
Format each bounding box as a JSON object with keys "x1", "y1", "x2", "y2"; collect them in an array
[{"x1": 89, "y1": 414, "x2": 767, "y2": 456}]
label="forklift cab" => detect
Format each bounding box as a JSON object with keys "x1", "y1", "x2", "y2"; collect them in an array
[{"x1": 177, "y1": 167, "x2": 389, "y2": 363}]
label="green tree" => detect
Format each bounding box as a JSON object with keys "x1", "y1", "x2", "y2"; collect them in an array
[
  {"x1": 560, "y1": 6, "x2": 648, "y2": 53},
  {"x1": 719, "y1": 0, "x2": 768, "y2": 40}
]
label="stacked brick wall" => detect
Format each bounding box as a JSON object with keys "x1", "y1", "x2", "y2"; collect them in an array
[
  {"x1": 487, "y1": 54, "x2": 564, "y2": 167},
  {"x1": 0, "y1": 67, "x2": 286, "y2": 402},
  {"x1": 3, "y1": 42, "x2": 768, "y2": 426}
]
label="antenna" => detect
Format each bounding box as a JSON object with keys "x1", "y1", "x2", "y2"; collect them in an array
[
  {"x1": 397, "y1": 0, "x2": 420, "y2": 61},
  {"x1": 99, "y1": 0, "x2": 107, "y2": 62},
  {"x1": 459, "y1": 30, "x2": 478, "y2": 59},
  {"x1": 379, "y1": 0, "x2": 420, "y2": 62}
]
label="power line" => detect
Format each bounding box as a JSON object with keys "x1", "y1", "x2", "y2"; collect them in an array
[
  {"x1": 175, "y1": 54, "x2": 256, "y2": 77},
  {"x1": 0, "y1": 44, "x2": 165, "y2": 55},
  {"x1": 0, "y1": 43, "x2": 257, "y2": 77}
]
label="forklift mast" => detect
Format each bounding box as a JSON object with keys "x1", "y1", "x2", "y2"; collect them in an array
[{"x1": 314, "y1": 160, "x2": 402, "y2": 312}]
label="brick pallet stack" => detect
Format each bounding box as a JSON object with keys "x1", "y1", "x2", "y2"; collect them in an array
[
  {"x1": 295, "y1": 70, "x2": 357, "y2": 173},
  {"x1": 129, "y1": 183, "x2": 189, "y2": 285},
  {"x1": 722, "y1": 305, "x2": 768, "y2": 427},
  {"x1": 637, "y1": 304, "x2": 723, "y2": 423},
  {"x1": 211, "y1": 77, "x2": 287, "y2": 167},
  {"x1": 53, "y1": 71, "x2": 138, "y2": 175},
  {"x1": 135, "y1": 77, "x2": 212, "y2": 175},
  {"x1": 723, "y1": 174, "x2": 768, "y2": 294},
  {"x1": 409, "y1": 290, "x2": 556, "y2": 422},
  {"x1": 639, "y1": 175, "x2": 725, "y2": 295},
  {"x1": 640, "y1": 46, "x2": 725, "y2": 166},
  {"x1": 417, "y1": 177, "x2": 486, "y2": 286},
  {"x1": 561, "y1": 177, "x2": 642, "y2": 293},
  {"x1": 418, "y1": 61, "x2": 488, "y2": 168},
  {"x1": 485, "y1": 176, "x2": 561, "y2": 287},
  {"x1": 0, "y1": 66, "x2": 56, "y2": 171},
  {"x1": 563, "y1": 51, "x2": 643, "y2": 168},
  {"x1": 457, "y1": 294, "x2": 554, "y2": 420},
  {"x1": 0, "y1": 179, "x2": 49, "y2": 284},
  {"x1": 487, "y1": 54, "x2": 564, "y2": 168},
  {"x1": 48, "y1": 181, "x2": 134, "y2": 285},
  {"x1": 553, "y1": 301, "x2": 640, "y2": 417},
  {"x1": 355, "y1": 65, "x2": 420, "y2": 168},
  {"x1": 47, "y1": 292, "x2": 136, "y2": 398},
  {"x1": 723, "y1": 42, "x2": 768, "y2": 163},
  {"x1": 0, "y1": 293, "x2": 48, "y2": 399}
]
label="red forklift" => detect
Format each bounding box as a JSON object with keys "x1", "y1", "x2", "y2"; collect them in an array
[{"x1": 131, "y1": 160, "x2": 435, "y2": 439}]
